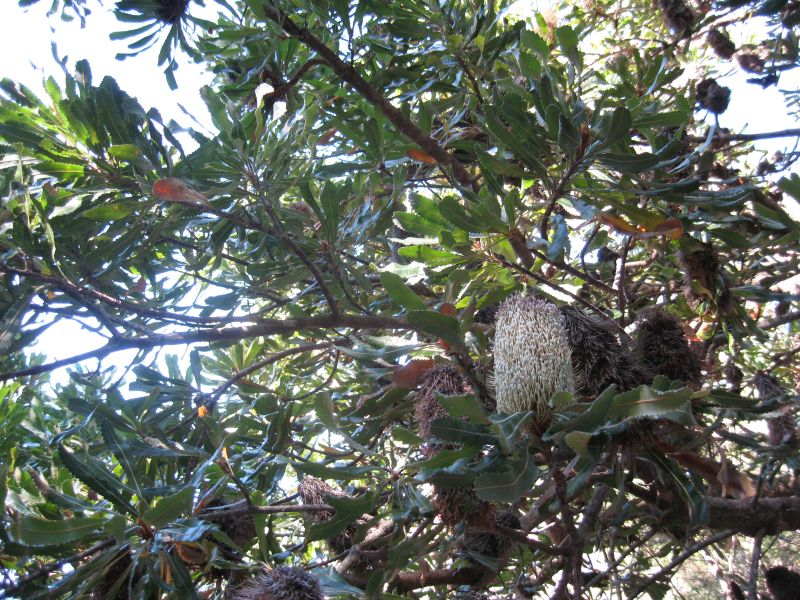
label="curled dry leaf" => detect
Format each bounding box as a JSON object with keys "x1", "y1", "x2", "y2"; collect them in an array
[
  {"x1": 393, "y1": 358, "x2": 436, "y2": 388},
  {"x1": 407, "y1": 148, "x2": 438, "y2": 164}
]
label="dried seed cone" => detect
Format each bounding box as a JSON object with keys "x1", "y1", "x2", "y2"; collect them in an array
[
  {"x1": 203, "y1": 498, "x2": 257, "y2": 549},
  {"x1": 93, "y1": 551, "x2": 133, "y2": 600},
  {"x1": 635, "y1": 309, "x2": 702, "y2": 389},
  {"x1": 658, "y1": 0, "x2": 695, "y2": 34},
  {"x1": 696, "y1": 78, "x2": 731, "y2": 114},
  {"x1": 754, "y1": 370, "x2": 785, "y2": 401},
  {"x1": 707, "y1": 29, "x2": 736, "y2": 59},
  {"x1": 297, "y1": 478, "x2": 364, "y2": 557},
  {"x1": 433, "y1": 484, "x2": 491, "y2": 527},
  {"x1": 494, "y1": 296, "x2": 574, "y2": 418},
  {"x1": 461, "y1": 509, "x2": 521, "y2": 563},
  {"x1": 766, "y1": 566, "x2": 800, "y2": 600},
  {"x1": 677, "y1": 240, "x2": 733, "y2": 313},
  {"x1": 414, "y1": 366, "x2": 470, "y2": 439},
  {"x1": 560, "y1": 306, "x2": 641, "y2": 397},
  {"x1": 155, "y1": 0, "x2": 191, "y2": 23},
  {"x1": 737, "y1": 52, "x2": 765, "y2": 73},
  {"x1": 230, "y1": 566, "x2": 324, "y2": 600}
]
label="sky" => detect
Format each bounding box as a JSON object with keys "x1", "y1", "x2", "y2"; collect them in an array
[{"x1": 1, "y1": 0, "x2": 799, "y2": 382}]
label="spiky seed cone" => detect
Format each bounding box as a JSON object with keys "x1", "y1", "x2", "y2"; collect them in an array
[
  {"x1": 724, "y1": 361, "x2": 743, "y2": 392},
  {"x1": 754, "y1": 370, "x2": 785, "y2": 401},
  {"x1": 203, "y1": 498, "x2": 257, "y2": 549},
  {"x1": 155, "y1": 0, "x2": 191, "y2": 23},
  {"x1": 767, "y1": 413, "x2": 798, "y2": 447},
  {"x1": 658, "y1": 0, "x2": 695, "y2": 34},
  {"x1": 707, "y1": 29, "x2": 736, "y2": 59},
  {"x1": 461, "y1": 509, "x2": 521, "y2": 564},
  {"x1": 494, "y1": 296, "x2": 574, "y2": 418},
  {"x1": 433, "y1": 484, "x2": 491, "y2": 527},
  {"x1": 737, "y1": 53, "x2": 765, "y2": 73},
  {"x1": 635, "y1": 309, "x2": 702, "y2": 389},
  {"x1": 560, "y1": 306, "x2": 640, "y2": 397},
  {"x1": 414, "y1": 366, "x2": 470, "y2": 439},
  {"x1": 696, "y1": 78, "x2": 731, "y2": 114},
  {"x1": 93, "y1": 551, "x2": 133, "y2": 600},
  {"x1": 230, "y1": 567, "x2": 324, "y2": 600},
  {"x1": 766, "y1": 566, "x2": 800, "y2": 600},
  {"x1": 677, "y1": 240, "x2": 734, "y2": 314},
  {"x1": 297, "y1": 478, "x2": 364, "y2": 558}
]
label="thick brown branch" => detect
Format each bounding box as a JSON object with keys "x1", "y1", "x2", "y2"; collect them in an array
[
  {"x1": 390, "y1": 566, "x2": 486, "y2": 593},
  {"x1": 706, "y1": 496, "x2": 800, "y2": 536},
  {"x1": 260, "y1": 4, "x2": 475, "y2": 188}
]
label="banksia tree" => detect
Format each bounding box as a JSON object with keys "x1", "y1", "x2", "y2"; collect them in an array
[
  {"x1": 755, "y1": 371, "x2": 798, "y2": 447},
  {"x1": 677, "y1": 238, "x2": 733, "y2": 315},
  {"x1": 229, "y1": 566, "x2": 324, "y2": 600},
  {"x1": 297, "y1": 477, "x2": 364, "y2": 555},
  {"x1": 202, "y1": 498, "x2": 257, "y2": 551},
  {"x1": 494, "y1": 295, "x2": 575, "y2": 418},
  {"x1": 635, "y1": 309, "x2": 702, "y2": 389},
  {"x1": 658, "y1": 0, "x2": 695, "y2": 35}
]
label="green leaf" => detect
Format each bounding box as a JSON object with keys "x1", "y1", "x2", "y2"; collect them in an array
[
  {"x1": 564, "y1": 431, "x2": 593, "y2": 457},
  {"x1": 438, "y1": 394, "x2": 490, "y2": 424},
  {"x1": 58, "y1": 446, "x2": 137, "y2": 516},
  {"x1": 407, "y1": 310, "x2": 463, "y2": 346},
  {"x1": 428, "y1": 418, "x2": 497, "y2": 445},
  {"x1": 490, "y1": 412, "x2": 534, "y2": 453},
  {"x1": 521, "y1": 29, "x2": 549, "y2": 57},
  {"x1": 474, "y1": 451, "x2": 540, "y2": 502},
  {"x1": 597, "y1": 152, "x2": 659, "y2": 172},
  {"x1": 10, "y1": 516, "x2": 106, "y2": 546},
  {"x1": 141, "y1": 486, "x2": 194, "y2": 528},
  {"x1": 607, "y1": 384, "x2": 693, "y2": 420},
  {"x1": 604, "y1": 107, "x2": 632, "y2": 146},
  {"x1": 308, "y1": 490, "x2": 378, "y2": 542},
  {"x1": 380, "y1": 272, "x2": 427, "y2": 312},
  {"x1": 83, "y1": 202, "x2": 137, "y2": 221}
]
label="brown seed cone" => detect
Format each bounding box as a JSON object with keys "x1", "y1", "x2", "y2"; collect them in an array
[
  {"x1": 737, "y1": 52, "x2": 765, "y2": 73},
  {"x1": 658, "y1": 0, "x2": 695, "y2": 34},
  {"x1": 414, "y1": 366, "x2": 470, "y2": 439},
  {"x1": 635, "y1": 309, "x2": 702, "y2": 389},
  {"x1": 723, "y1": 361, "x2": 743, "y2": 392},
  {"x1": 433, "y1": 484, "x2": 492, "y2": 527},
  {"x1": 696, "y1": 78, "x2": 731, "y2": 114},
  {"x1": 229, "y1": 566, "x2": 324, "y2": 600},
  {"x1": 203, "y1": 498, "x2": 257, "y2": 550},
  {"x1": 297, "y1": 478, "x2": 367, "y2": 560},
  {"x1": 677, "y1": 240, "x2": 734, "y2": 314},
  {"x1": 461, "y1": 509, "x2": 521, "y2": 564},
  {"x1": 766, "y1": 566, "x2": 800, "y2": 600},
  {"x1": 560, "y1": 306, "x2": 641, "y2": 397},
  {"x1": 155, "y1": 0, "x2": 191, "y2": 23},
  {"x1": 767, "y1": 412, "x2": 798, "y2": 447},
  {"x1": 707, "y1": 29, "x2": 736, "y2": 59},
  {"x1": 754, "y1": 370, "x2": 785, "y2": 401},
  {"x1": 93, "y1": 550, "x2": 133, "y2": 600}
]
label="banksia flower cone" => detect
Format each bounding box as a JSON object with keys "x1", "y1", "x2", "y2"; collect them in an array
[
  {"x1": 766, "y1": 566, "x2": 800, "y2": 600},
  {"x1": 494, "y1": 296, "x2": 574, "y2": 418},
  {"x1": 658, "y1": 0, "x2": 695, "y2": 35},
  {"x1": 230, "y1": 566, "x2": 324, "y2": 600},
  {"x1": 635, "y1": 309, "x2": 701, "y2": 389}
]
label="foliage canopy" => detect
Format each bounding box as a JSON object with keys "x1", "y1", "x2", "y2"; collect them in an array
[{"x1": 1, "y1": 0, "x2": 800, "y2": 597}]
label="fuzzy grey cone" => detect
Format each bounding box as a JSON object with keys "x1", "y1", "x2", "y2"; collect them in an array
[
  {"x1": 494, "y1": 295, "x2": 574, "y2": 418},
  {"x1": 229, "y1": 566, "x2": 324, "y2": 600}
]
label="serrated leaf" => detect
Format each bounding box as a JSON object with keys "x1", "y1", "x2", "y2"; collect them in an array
[
  {"x1": 141, "y1": 487, "x2": 194, "y2": 528},
  {"x1": 597, "y1": 152, "x2": 659, "y2": 172},
  {"x1": 429, "y1": 418, "x2": 497, "y2": 445},
  {"x1": 380, "y1": 272, "x2": 427, "y2": 312},
  {"x1": 10, "y1": 516, "x2": 106, "y2": 546},
  {"x1": 407, "y1": 310, "x2": 463, "y2": 346},
  {"x1": 58, "y1": 445, "x2": 137, "y2": 516},
  {"x1": 438, "y1": 394, "x2": 490, "y2": 424},
  {"x1": 474, "y1": 451, "x2": 540, "y2": 502}
]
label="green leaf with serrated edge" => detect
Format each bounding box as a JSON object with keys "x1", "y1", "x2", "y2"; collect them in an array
[
  {"x1": 83, "y1": 202, "x2": 137, "y2": 221},
  {"x1": 316, "y1": 567, "x2": 366, "y2": 598},
  {"x1": 696, "y1": 389, "x2": 757, "y2": 409},
  {"x1": 521, "y1": 29, "x2": 548, "y2": 57},
  {"x1": 429, "y1": 418, "x2": 497, "y2": 445},
  {"x1": 58, "y1": 445, "x2": 137, "y2": 516},
  {"x1": 564, "y1": 431, "x2": 593, "y2": 457},
  {"x1": 380, "y1": 272, "x2": 427, "y2": 312},
  {"x1": 606, "y1": 384, "x2": 693, "y2": 419},
  {"x1": 545, "y1": 385, "x2": 617, "y2": 439},
  {"x1": 490, "y1": 412, "x2": 534, "y2": 453},
  {"x1": 438, "y1": 197, "x2": 486, "y2": 232},
  {"x1": 10, "y1": 516, "x2": 106, "y2": 546},
  {"x1": 308, "y1": 490, "x2": 379, "y2": 542},
  {"x1": 391, "y1": 427, "x2": 424, "y2": 445},
  {"x1": 407, "y1": 445, "x2": 480, "y2": 470},
  {"x1": 293, "y1": 462, "x2": 378, "y2": 481},
  {"x1": 438, "y1": 394, "x2": 490, "y2": 424},
  {"x1": 99, "y1": 419, "x2": 144, "y2": 502},
  {"x1": 474, "y1": 451, "x2": 540, "y2": 502},
  {"x1": 407, "y1": 310, "x2": 462, "y2": 346},
  {"x1": 141, "y1": 487, "x2": 194, "y2": 528},
  {"x1": 603, "y1": 107, "x2": 632, "y2": 146},
  {"x1": 597, "y1": 152, "x2": 659, "y2": 172}
]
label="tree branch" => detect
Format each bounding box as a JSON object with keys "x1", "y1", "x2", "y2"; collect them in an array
[
  {"x1": 260, "y1": 4, "x2": 475, "y2": 188},
  {"x1": 0, "y1": 314, "x2": 412, "y2": 381}
]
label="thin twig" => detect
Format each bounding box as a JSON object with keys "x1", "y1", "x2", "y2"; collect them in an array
[{"x1": 746, "y1": 530, "x2": 764, "y2": 600}]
